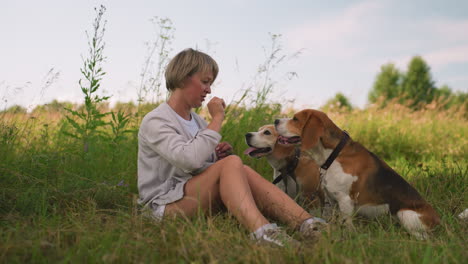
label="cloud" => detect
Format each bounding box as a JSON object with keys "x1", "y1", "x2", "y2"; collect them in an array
[
  {"x1": 284, "y1": 1, "x2": 386, "y2": 58},
  {"x1": 377, "y1": 44, "x2": 468, "y2": 74},
  {"x1": 425, "y1": 45, "x2": 468, "y2": 68},
  {"x1": 285, "y1": 1, "x2": 468, "y2": 67},
  {"x1": 427, "y1": 19, "x2": 468, "y2": 45}
]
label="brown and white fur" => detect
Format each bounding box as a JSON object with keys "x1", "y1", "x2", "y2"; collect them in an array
[
  {"x1": 275, "y1": 109, "x2": 440, "y2": 239},
  {"x1": 245, "y1": 125, "x2": 322, "y2": 206}
]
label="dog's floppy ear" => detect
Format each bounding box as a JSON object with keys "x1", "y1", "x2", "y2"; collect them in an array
[{"x1": 301, "y1": 112, "x2": 325, "y2": 150}]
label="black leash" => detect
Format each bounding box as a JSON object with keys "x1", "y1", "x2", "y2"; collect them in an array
[
  {"x1": 317, "y1": 130, "x2": 351, "y2": 210},
  {"x1": 272, "y1": 147, "x2": 301, "y2": 185},
  {"x1": 272, "y1": 174, "x2": 283, "y2": 185},
  {"x1": 318, "y1": 130, "x2": 350, "y2": 193}
]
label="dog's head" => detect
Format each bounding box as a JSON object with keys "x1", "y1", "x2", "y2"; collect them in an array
[
  {"x1": 275, "y1": 109, "x2": 338, "y2": 150},
  {"x1": 244, "y1": 125, "x2": 278, "y2": 158}
]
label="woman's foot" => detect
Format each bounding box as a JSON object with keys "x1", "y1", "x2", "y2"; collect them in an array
[
  {"x1": 250, "y1": 223, "x2": 300, "y2": 248},
  {"x1": 299, "y1": 217, "x2": 329, "y2": 243}
]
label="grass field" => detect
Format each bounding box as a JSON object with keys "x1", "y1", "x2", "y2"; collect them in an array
[{"x1": 0, "y1": 102, "x2": 467, "y2": 263}]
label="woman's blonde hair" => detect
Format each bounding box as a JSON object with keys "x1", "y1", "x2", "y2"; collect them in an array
[{"x1": 165, "y1": 48, "x2": 219, "y2": 91}]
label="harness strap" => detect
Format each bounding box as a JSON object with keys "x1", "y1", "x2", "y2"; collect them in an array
[
  {"x1": 272, "y1": 131, "x2": 350, "y2": 203},
  {"x1": 272, "y1": 147, "x2": 301, "y2": 185},
  {"x1": 272, "y1": 173, "x2": 283, "y2": 185}
]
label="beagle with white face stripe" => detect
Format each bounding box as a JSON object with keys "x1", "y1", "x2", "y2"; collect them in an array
[
  {"x1": 275, "y1": 109, "x2": 440, "y2": 239},
  {"x1": 245, "y1": 125, "x2": 323, "y2": 206}
]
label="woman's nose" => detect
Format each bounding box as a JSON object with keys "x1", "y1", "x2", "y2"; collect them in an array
[{"x1": 206, "y1": 85, "x2": 211, "y2": 94}]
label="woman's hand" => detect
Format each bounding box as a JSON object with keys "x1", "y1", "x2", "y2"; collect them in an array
[
  {"x1": 207, "y1": 97, "x2": 225, "y2": 121},
  {"x1": 216, "y1": 141, "x2": 233, "y2": 160},
  {"x1": 206, "y1": 97, "x2": 225, "y2": 132}
]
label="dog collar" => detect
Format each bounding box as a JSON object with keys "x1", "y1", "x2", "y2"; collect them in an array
[{"x1": 321, "y1": 130, "x2": 350, "y2": 170}]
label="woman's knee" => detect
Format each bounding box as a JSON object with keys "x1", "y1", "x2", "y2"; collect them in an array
[
  {"x1": 217, "y1": 155, "x2": 249, "y2": 180},
  {"x1": 218, "y1": 155, "x2": 244, "y2": 168}
]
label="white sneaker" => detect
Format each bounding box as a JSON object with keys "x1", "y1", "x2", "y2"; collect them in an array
[
  {"x1": 250, "y1": 225, "x2": 300, "y2": 248},
  {"x1": 299, "y1": 217, "x2": 328, "y2": 243}
]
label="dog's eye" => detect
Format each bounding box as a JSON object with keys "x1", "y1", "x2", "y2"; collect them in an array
[
  {"x1": 293, "y1": 116, "x2": 298, "y2": 121},
  {"x1": 264, "y1": 130, "x2": 271, "y2": 135}
]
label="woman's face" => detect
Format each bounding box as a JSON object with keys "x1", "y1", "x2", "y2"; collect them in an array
[{"x1": 182, "y1": 71, "x2": 213, "y2": 108}]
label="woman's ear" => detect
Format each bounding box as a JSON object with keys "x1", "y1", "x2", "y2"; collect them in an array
[{"x1": 301, "y1": 114, "x2": 324, "y2": 150}]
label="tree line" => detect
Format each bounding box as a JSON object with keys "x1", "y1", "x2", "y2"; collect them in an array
[
  {"x1": 368, "y1": 56, "x2": 466, "y2": 110},
  {"x1": 320, "y1": 56, "x2": 467, "y2": 112}
]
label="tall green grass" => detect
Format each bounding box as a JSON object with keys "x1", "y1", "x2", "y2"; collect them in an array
[{"x1": 0, "y1": 102, "x2": 467, "y2": 263}]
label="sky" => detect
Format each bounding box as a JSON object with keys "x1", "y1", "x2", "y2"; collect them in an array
[{"x1": 1, "y1": 0, "x2": 467, "y2": 111}]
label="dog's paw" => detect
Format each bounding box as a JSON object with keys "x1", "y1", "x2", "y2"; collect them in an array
[{"x1": 339, "y1": 215, "x2": 356, "y2": 231}]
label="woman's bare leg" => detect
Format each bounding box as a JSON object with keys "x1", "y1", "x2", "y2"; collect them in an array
[
  {"x1": 165, "y1": 155, "x2": 269, "y2": 231},
  {"x1": 243, "y1": 165, "x2": 312, "y2": 229}
]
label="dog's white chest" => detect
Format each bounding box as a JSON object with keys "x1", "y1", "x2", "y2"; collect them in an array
[
  {"x1": 323, "y1": 161, "x2": 358, "y2": 213},
  {"x1": 323, "y1": 162, "x2": 357, "y2": 197}
]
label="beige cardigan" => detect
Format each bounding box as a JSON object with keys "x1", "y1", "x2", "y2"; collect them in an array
[{"x1": 137, "y1": 102, "x2": 222, "y2": 206}]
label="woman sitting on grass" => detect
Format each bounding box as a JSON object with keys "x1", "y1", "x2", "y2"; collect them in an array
[{"x1": 137, "y1": 48, "x2": 327, "y2": 247}]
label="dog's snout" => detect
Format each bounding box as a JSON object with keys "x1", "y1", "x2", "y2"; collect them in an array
[
  {"x1": 245, "y1": 133, "x2": 253, "y2": 139},
  {"x1": 274, "y1": 119, "x2": 280, "y2": 126}
]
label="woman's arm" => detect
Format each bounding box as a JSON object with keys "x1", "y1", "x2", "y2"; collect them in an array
[
  {"x1": 140, "y1": 114, "x2": 221, "y2": 174},
  {"x1": 206, "y1": 97, "x2": 225, "y2": 133},
  {"x1": 140, "y1": 112, "x2": 221, "y2": 174},
  {"x1": 140, "y1": 96, "x2": 226, "y2": 174}
]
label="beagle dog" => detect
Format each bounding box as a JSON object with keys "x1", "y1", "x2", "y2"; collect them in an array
[
  {"x1": 244, "y1": 125, "x2": 323, "y2": 208},
  {"x1": 244, "y1": 125, "x2": 323, "y2": 206},
  {"x1": 245, "y1": 125, "x2": 298, "y2": 198},
  {"x1": 275, "y1": 109, "x2": 440, "y2": 239}
]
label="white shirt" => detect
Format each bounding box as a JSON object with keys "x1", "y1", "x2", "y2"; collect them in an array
[{"x1": 176, "y1": 113, "x2": 200, "y2": 137}]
